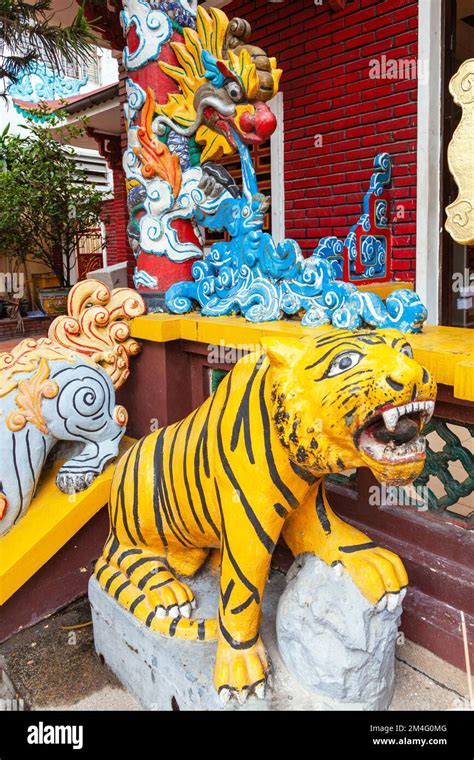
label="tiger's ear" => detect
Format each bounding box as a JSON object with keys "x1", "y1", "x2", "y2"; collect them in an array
[{"x1": 260, "y1": 337, "x2": 307, "y2": 368}]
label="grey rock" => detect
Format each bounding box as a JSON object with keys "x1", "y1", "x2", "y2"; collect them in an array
[
  {"x1": 276, "y1": 555, "x2": 403, "y2": 710},
  {"x1": 90, "y1": 569, "x2": 352, "y2": 711},
  {"x1": 90, "y1": 555, "x2": 403, "y2": 711}
]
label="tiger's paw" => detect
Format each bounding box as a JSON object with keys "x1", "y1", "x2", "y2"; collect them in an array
[
  {"x1": 56, "y1": 471, "x2": 96, "y2": 495},
  {"x1": 148, "y1": 573, "x2": 196, "y2": 619},
  {"x1": 331, "y1": 543, "x2": 408, "y2": 610},
  {"x1": 213, "y1": 637, "x2": 271, "y2": 705}
]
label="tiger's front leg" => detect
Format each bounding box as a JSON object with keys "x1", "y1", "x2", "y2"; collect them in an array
[
  {"x1": 283, "y1": 479, "x2": 408, "y2": 608},
  {"x1": 213, "y1": 481, "x2": 283, "y2": 704}
]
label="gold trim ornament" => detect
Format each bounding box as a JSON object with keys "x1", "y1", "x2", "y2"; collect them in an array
[
  {"x1": 6, "y1": 357, "x2": 59, "y2": 434},
  {"x1": 48, "y1": 281, "x2": 146, "y2": 389},
  {"x1": 445, "y1": 58, "x2": 474, "y2": 245}
]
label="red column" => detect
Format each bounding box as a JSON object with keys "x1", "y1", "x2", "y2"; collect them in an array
[{"x1": 121, "y1": 4, "x2": 201, "y2": 299}]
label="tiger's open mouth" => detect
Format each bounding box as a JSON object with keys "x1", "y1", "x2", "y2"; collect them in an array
[{"x1": 355, "y1": 400, "x2": 435, "y2": 465}]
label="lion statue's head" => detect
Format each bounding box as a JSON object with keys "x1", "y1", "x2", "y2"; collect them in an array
[{"x1": 262, "y1": 327, "x2": 437, "y2": 486}]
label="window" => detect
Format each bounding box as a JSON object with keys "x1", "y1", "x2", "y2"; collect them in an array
[{"x1": 58, "y1": 49, "x2": 100, "y2": 85}]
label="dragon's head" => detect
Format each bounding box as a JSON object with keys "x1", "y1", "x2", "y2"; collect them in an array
[
  {"x1": 262, "y1": 327, "x2": 437, "y2": 487},
  {"x1": 157, "y1": 7, "x2": 282, "y2": 162}
]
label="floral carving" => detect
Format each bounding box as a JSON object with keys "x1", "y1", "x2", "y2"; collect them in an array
[{"x1": 6, "y1": 357, "x2": 59, "y2": 434}]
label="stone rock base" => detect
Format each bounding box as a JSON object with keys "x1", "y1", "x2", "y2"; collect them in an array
[
  {"x1": 277, "y1": 555, "x2": 403, "y2": 710},
  {"x1": 89, "y1": 558, "x2": 401, "y2": 711}
]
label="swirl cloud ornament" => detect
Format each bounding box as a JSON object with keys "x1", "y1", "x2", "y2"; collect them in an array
[{"x1": 0, "y1": 281, "x2": 145, "y2": 536}]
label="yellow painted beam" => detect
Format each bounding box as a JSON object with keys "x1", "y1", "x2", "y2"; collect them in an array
[
  {"x1": 409, "y1": 326, "x2": 474, "y2": 401},
  {"x1": 132, "y1": 313, "x2": 320, "y2": 344},
  {"x1": 131, "y1": 314, "x2": 474, "y2": 401},
  {"x1": 0, "y1": 437, "x2": 135, "y2": 605},
  {"x1": 358, "y1": 281, "x2": 414, "y2": 298}
]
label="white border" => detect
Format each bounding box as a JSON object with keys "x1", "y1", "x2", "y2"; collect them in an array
[{"x1": 416, "y1": 0, "x2": 443, "y2": 325}]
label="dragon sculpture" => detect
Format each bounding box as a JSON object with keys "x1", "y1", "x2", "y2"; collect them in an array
[
  {"x1": 124, "y1": 4, "x2": 427, "y2": 332},
  {"x1": 124, "y1": 6, "x2": 280, "y2": 285}
]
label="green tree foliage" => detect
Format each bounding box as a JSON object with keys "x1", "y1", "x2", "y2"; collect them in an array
[
  {"x1": 0, "y1": 112, "x2": 106, "y2": 288},
  {"x1": 0, "y1": 0, "x2": 98, "y2": 96}
]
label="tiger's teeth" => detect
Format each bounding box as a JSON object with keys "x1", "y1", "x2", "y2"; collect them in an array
[
  {"x1": 383, "y1": 409, "x2": 399, "y2": 432},
  {"x1": 423, "y1": 400, "x2": 435, "y2": 422}
]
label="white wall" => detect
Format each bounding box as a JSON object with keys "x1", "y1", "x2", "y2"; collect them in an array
[{"x1": 0, "y1": 47, "x2": 118, "y2": 136}]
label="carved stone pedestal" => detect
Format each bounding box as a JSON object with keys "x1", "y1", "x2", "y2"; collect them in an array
[{"x1": 89, "y1": 559, "x2": 402, "y2": 711}]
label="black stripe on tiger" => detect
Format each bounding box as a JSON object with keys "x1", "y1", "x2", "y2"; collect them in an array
[
  {"x1": 305, "y1": 346, "x2": 345, "y2": 370},
  {"x1": 231, "y1": 593, "x2": 257, "y2": 616},
  {"x1": 152, "y1": 430, "x2": 169, "y2": 549},
  {"x1": 116, "y1": 445, "x2": 138, "y2": 546},
  {"x1": 274, "y1": 503, "x2": 288, "y2": 519},
  {"x1": 215, "y1": 479, "x2": 260, "y2": 604},
  {"x1": 131, "y1": 437, "x2": 147, "y2": 545},
  {"x1": 145, "y1": 611, "x2": 155, "y2": 628},
  {"x1": 315, "y1": 487, "x2": 331, "y2": 534},
  {"x1": 339, "y1": 542, "x2": 378, "y2": 553},
  {"x1": 104, "y1": 570, "x2": 121, "y2": 592},
  {"x1": 290, "y1": 461, "x2": 318, "y2": 485},
  {"x1": 169, "y1": 617, "x2": 181, "y2": 637},
  {"x1": 231, "y1": 360, "x2": 262, "y2": 463},
  {"x1": 197, "y1": 389, "x2": 218, "y2": 479},
  {"x1": 167, "y1": 420, "x2": 192, "y2": 537},
  {"x1": 157, "y1": 450, "x2": 193, "y2": 546},
  {"x1": 182, "y1": 407, "x2": 206, "y2": 534},
  {"x1": 259, "y1": 368, "x2": 298, "y2": 509},
  {"x1": 114, "y1": 580, "x2": 131, "y2": 600},
  {"x1": 106, "y1": 534, "x2": 119, "y2": 563},
  {"x1": 218, "y1": 614, "x2": 259, "y2": 650},
  {"x1": 117, "y1": 548, "x2": 143, "y2": 565},
  {"x1": 193, "y1": 402, "x2": 221, "y2": 539},
  {"x1": 95, "y1": 563, "x2": 109, "y2": 583},
  {"x1": 221, "y1": 579, "x2": 235, "y2": 612},
  {"x1": 216, "y1": 378, "x2": 275, "y2": 554},
  {"x1": 138, "y1": 566, "x2": 169, "y2": 590},
  {"x1": 149, "y1": 576, "x2": 174, "y2": 591},
  {"x1": 337, "y1": 371, "x2": 373, "y2": 392},
  {"x1": 126, "y1": 555, "x2": 165, "y2": 576},
  {"x1": 305, "y1": 340, "x2": 370, "y2": 370},
  {"x1": 129, "y1": 594, "x2": 146, "y2": 614}
]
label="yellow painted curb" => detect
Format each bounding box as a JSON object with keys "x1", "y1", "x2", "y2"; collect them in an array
[
  {"x1": 0, "y1": 437, "x2": 135, "y2": 605},
  {"x1": 131, "y1": 314, "x2": 474, "y2": 401}
]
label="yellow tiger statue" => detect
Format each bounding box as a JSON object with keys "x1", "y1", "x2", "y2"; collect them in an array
[{"x1": 95, "y1": 326, "x2": 436, "y2": 703}]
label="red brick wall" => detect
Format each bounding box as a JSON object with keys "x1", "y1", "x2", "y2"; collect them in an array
[
  {"x1": 98, "y1": 61, "x2": 136, "y2": 284},
  {"x1": 225, "y1": 0, "x2": 419, "y2": 282},
  {"x1": 101, "y1": 159, "x2": 130, "y2": 270},
  {"x1": 0, "y1": 316, "x2": 55, "y2": 342}
]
